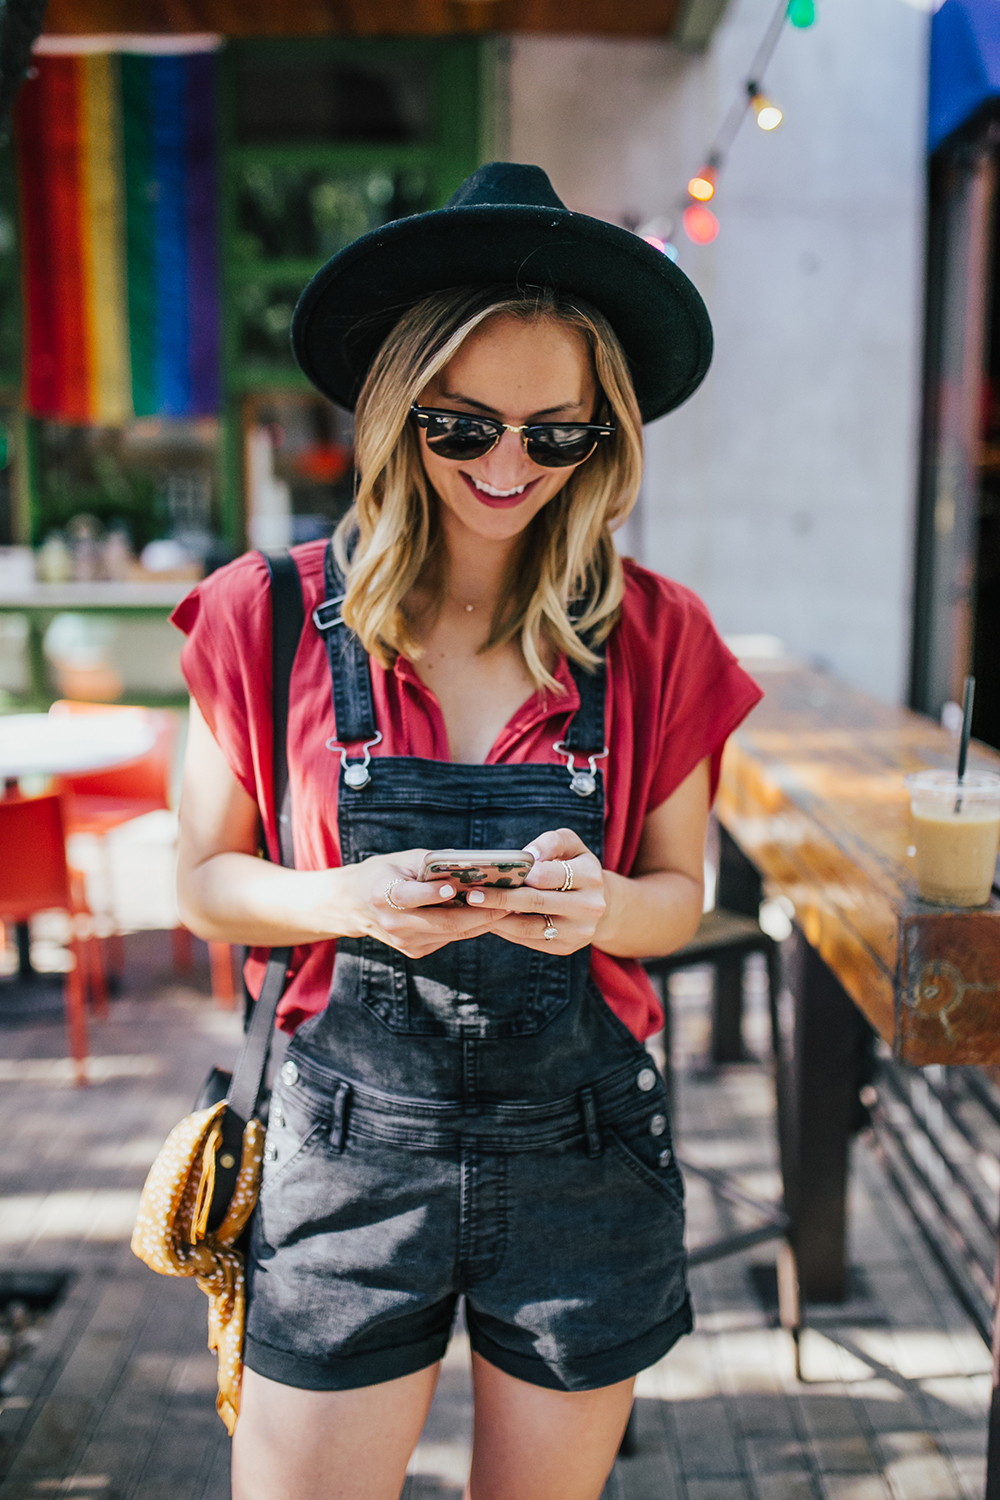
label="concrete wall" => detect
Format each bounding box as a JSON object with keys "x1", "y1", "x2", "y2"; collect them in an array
[{"x1": 507, "y1": 0, "x2": 929, "y2": 703}]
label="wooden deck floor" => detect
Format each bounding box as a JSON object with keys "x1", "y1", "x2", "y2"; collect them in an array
[{"x1": 0, "y1": 939, "x2": 990, "y2": 1499}]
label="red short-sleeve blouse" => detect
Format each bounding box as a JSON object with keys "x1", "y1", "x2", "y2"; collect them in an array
[{"x1": 172, "y1": 540, "x2": 762, "y2": 1040}]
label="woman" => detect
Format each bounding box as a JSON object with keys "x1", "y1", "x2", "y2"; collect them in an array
[{"x1": 174, "y1": 162, "x2": 762, "y2": 1500}]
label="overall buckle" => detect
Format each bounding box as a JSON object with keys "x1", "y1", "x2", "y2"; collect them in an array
[
  {"x1": 326, "y1": 731, "x2": 383, "y2": 789},
  {"x1": 312, "y1": 597, "x2": 346, "y2": 632},
  {"x1": 553, "y1": 740, "x2": 609, "y2": 798}
]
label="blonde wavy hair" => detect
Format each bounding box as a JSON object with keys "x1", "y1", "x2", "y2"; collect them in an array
[{"x1": 333, "y1": 283, "x2": 644, "y2": 691}]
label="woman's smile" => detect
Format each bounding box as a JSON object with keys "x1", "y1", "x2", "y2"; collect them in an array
[
  {"x1": 416, "y1": 313, "x2": 597, "y2": 541},
  {"x1": 459, "y1": 471, "x2": 544, "y2": 508}
]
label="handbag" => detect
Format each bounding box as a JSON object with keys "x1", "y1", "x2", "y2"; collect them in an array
[{"x1": 131, "y1": 551, "x2": 304, "y2": 1434}]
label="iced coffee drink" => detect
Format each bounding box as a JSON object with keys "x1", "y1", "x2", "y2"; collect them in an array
[{"x1": 906, "y1": 770, "x2": 1000, "y2": 906}]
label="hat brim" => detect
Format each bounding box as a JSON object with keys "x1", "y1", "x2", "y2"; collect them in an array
[{"x1": 291, "y1": 204, "x2": 712, "y2": 423}]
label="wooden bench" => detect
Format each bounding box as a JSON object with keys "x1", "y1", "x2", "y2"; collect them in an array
[{"x1": 715, "y1": 660, "x2": 1000, "y2": 1498}]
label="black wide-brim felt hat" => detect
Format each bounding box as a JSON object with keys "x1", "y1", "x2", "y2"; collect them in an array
[{"x1": 291, "y1": 162, "x2": 712, "y2": 424}]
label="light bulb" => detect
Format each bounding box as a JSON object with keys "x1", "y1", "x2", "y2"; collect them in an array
[
  {"x1": 687, "y1": 167, "x2": 717, "y2": 202},
  {"x1": 682, "y1": 204, "x2": 720, "y2": 246},
  {"x1": 787, "y1": 0, "x2": 815, "y2": 25},
  {"x1": 751, "y1": 92, "x2": 783, "y2": 131}
]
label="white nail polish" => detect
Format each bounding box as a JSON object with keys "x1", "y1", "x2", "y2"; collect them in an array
[
  {"x1": 525, "y1": 846, "x2": 541, "y2": 860},
  {"x1": 467, "y1": 890, "x2": 485, "y2": 904},
  {"x1": 439, "y1": 885, "x2": 455, "y2": 899}
]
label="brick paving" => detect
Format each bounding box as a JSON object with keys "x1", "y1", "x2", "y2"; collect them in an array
[{"x1": 0, "y1": 942, "x2": 990, "y2": 1499}]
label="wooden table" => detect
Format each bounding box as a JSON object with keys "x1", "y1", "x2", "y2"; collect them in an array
[
  {"x1": 716, "y1": 661, "x2": 1000, "y2": 1498},
  {"x1": 0, "y1": 711, "x2": 154, "y2": 783}
]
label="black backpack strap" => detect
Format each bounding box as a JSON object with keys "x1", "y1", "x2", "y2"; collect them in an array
[
  {"x1": 267, "y1": 551, "x2": 303, "y2": 870},
  {"x1": 207, "y1": 550, "x2": 304, "y2": 1230}
]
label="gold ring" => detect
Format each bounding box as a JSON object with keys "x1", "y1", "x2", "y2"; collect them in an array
[
  {"x1": 543, "y1": 921, "x2": 558, "y2": 941},
  {"x1": 384, "y1": 879, "x2": 406, "y2": 912},
  {"x1": 558, "y1": 860, "x2": 574, "y2": 893}
]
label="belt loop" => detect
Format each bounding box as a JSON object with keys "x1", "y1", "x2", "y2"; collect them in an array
[
  {"x1": 330, "y1": 1082, "x2": 352, "y2": 1154},
  {"x1": 578, "y1": 1086, "x2": 603, "y2": 1159}
]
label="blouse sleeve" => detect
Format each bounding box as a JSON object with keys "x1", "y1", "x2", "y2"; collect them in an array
[
  {"x1": 642, "y1": 576, "x2": 763, "y2": 811},
  {"x1": 170, "y1": 551, "x2": 274, "y2": 807}
]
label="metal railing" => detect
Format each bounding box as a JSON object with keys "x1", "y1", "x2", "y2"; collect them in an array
[{"x1": 868, "y1": 1051, "x2": 1000, "y2": 1344}]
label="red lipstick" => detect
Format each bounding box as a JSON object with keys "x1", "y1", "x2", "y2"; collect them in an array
[{"x1": 459, "y1": 472, "x2": 541, "y2": 508}]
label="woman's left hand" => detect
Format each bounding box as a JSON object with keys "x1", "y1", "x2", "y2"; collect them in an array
[{"x1": 464, "y1": 828, "x2": 607, "y2": 954}]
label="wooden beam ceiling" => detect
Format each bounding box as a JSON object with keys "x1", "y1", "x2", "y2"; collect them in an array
[{"x1": 41, "y1": 0, "x2": 690, "y2": 39}]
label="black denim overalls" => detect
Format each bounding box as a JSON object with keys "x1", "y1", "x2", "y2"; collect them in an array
[{"x1": 244, "y1": 542, "x2": 692, "y2": 1393}]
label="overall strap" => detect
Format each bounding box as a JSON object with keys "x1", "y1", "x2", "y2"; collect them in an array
[
  {"x1": 555, "y1": 608, "x2": 608, "y2": 800},
  {"x1": 315, "y1": 537, "x2": 378, "y2": 745},
  {"x1": 564, "y1": 653, "x2": 606, "y2": 753},
  {"x1": 223, "y1": 551, "x2": 303, "y2": 1130},
  {"x1": 315, "y1": 533, "x2": 604, "y2": 765}
]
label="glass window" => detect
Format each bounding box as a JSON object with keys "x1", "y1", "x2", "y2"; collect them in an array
[
  {"x1": 233, "y1": 165, "x2": 432, "y2": 263},
  {"x1": 234, "y1": 282, "x2": 304, "y2": 371},
  {"x1": 0, "y1": 145, "x2": 20, "y2": 390},
  {"x1": 33, "y1": 417, "x2": 220, "y2": 557},
  {"x1": 234, "y1": 56, "x2": 435, "y2": 145},
  {"x1": 245, "y1": 392, "x2": 355, "y2": 547}
]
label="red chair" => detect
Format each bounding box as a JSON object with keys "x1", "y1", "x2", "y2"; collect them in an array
[
  {"x1": 0, "y1": 792, "x2": 105, "y2": 1086},
  {"x1": 49, "y1": 701, "x2": 236, "y2": 1008},
  {"x1": 49, "y1": 700, "x2": 177, "y2": 835}
]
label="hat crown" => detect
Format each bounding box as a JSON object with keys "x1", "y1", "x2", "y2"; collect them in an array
[{"x1": 444, "y1": 161, "x2": 566, "y2": 213}]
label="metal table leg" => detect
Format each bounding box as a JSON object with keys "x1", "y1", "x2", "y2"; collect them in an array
[
  {"x1": 713, "y1": 826, "x2": 764, "y2": 1063},
  {"x1": 15, "y1": 920, "x2": 33, "y2": 980},
  {"x1": 712, "y1": 948, "x2": 748, "y2": 1063}
]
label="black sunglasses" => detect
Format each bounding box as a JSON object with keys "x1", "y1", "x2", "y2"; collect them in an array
[{"x1": 410, "y1": 405, "x2": 616, "y2": 469}]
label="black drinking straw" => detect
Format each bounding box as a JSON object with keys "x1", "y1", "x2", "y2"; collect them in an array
[{"x1": 955, "y1": 675, "x2": 976, "y2": 813}]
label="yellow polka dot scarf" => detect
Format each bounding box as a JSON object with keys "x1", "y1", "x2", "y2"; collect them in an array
[{"x1": 131, "y1": 1101, "x2": 264, "y2": 1434}]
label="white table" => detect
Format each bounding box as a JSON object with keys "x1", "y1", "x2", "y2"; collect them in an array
[
  {"x1": 0, "y1": 712, "x2": 156, "y2": 984},
  {"x1": 0, "y1": 712, "x2": 155, "y2": 783}
]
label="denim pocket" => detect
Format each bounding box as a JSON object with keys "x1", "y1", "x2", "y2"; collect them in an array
[
  {"x1": 606, "y1": 1109, "x2": 685, "y2": 1211},
  {"x1": 259, "y1": 1080, "x2": 331, "y2": 1200},
  {"x1": 341, "y1": 930, "x2": 573, "y2": 1039}
]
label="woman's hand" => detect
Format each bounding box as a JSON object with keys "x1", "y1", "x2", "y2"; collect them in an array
[
  {"x1": 177, "y1": 701, "x2": 507, "y2": 953},
  {"x1": 463, "y1": 829, "x2": 607, "y2": 954},
  {"x1": 459, "y1": 757, "x2": 712, "y2": 960},
  {"x1": 341, "y1": 850, "x2": 508, "y2": 960}
]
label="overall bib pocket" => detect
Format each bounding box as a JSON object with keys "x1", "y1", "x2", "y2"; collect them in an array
[{"x1": 344, "y1": 930, "x2": 574, "y2": 1038}]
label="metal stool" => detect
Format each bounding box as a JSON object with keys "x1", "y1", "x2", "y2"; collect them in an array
[{"x1": 642, "y1": 899, "x2": 788, "y2": 1272}]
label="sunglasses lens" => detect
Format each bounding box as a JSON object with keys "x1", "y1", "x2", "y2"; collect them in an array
[
  {"x1": 524, "y1": 426, "x2": 601, "y2": 468},
  {"x1": 422, "y1": 414, "x2": 497, "y2": 461}
]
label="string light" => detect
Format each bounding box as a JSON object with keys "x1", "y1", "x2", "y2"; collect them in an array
[
  {"x1": 749, "y1": 87, "x2": 783, "y2": 131},
  {"x1": 682, "y1": 204, "x2": 720, "y2": 245},
  {"x1": 687, "y1": 165, "x2": 718, "y2": 202},
  {"x1": 787, "y1": 0, "x2": 815, "y2": 26},
  {"x1": 645, "y1": 0, "x2": 810, "y2": 249}
]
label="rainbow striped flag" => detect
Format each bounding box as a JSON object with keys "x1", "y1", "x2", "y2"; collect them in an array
[{"x1": 16, "y1": 50, "x2": 220, "y2": 423}]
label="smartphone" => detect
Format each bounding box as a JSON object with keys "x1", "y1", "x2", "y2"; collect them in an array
[{"x1": 418, "y1": 849, "x2": 535, "y2": 888}]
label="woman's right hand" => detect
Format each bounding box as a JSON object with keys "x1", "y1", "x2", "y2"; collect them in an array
[
  {"x1": 178, "y1": 703, "x2": 509, "y2": 954},
  {"x1": 335, "y1": 850, "x2": 509, "y2": 959}
]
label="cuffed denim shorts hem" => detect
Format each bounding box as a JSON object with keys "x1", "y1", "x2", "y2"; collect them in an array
[
  {"x1": 243, "y1": 1323, "x2": 453, "y2": 1392},
  {"x1": 467, "y1": 1296, "x2": 694, "y2": 1393}
]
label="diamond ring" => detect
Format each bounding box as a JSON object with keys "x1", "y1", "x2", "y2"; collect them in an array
[
  {"x1": 384, "y1": 879, "x2": 406, "y2": 912},
  {"x1": 542, "y1": 921, "x2": 558, "y2": 941},
  {"x1": 558, "y1": 860, "x2": 574, "y2": 892}
]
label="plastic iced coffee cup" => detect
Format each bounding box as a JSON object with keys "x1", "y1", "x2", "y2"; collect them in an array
[{"x1": 905, "y1": 769, "x2": 1000, "y2": 906}]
